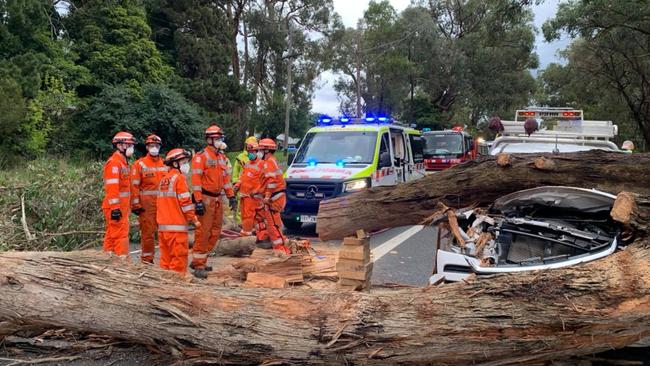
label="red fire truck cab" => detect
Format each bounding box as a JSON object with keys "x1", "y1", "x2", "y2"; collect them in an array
[{"x1": 422, "y1": 127, "x2": 477, "y2": 171}]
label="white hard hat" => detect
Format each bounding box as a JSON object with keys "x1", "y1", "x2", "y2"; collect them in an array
[{"x1": 622, "y1": 140, "x2": 635, "y2": 150}]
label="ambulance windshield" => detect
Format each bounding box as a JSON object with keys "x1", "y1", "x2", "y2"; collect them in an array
[
  {"x1": 294, "y1": 131, "x2": 378, "y2": 164},
  {"x1": 423, "y1": 133, "x2": 463, "y2": 156}
]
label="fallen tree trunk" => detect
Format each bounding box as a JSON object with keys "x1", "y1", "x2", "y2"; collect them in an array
[
  {"x1": 214, "y1": 236, "x2": 256, "y2": 257},
  {"x1": 1, "y1": 194, "x2": 649, "y2": 365},
  {"x1": 317, "y1": 151, "x2": 650, "y2": 240}
]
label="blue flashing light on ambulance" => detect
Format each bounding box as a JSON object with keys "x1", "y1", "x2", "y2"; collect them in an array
[{"x1": 282, "y1": 114, "x2": 426, "y2": 230}]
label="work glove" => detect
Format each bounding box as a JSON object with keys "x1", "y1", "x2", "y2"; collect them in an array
[
  {"x1": 228, "y1": 197, "x2": 237, "y2": 210},
  {"x1": 192, "y1": 218, "x2": 201, "y2": 229},
  {"x1": 110, "y1": 209, "x2": 122, "y2": 221},
  {"x1": 132, "y1": 207, "x2": 145, "y2": 216},
  {"x1": 195, "y1": 201, "x2": 205, "y2": 216}
]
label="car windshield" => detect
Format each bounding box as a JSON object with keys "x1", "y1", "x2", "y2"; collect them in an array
[
  {"x1": 423, "y1": 133, "x2": 463, "y2": 156},
  {"x1": 294, "y1": 131, "x2": 377, "y2": 164}
]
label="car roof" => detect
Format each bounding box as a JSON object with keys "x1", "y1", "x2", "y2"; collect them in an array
[{"x1": 490, "y1": 142, "x2": 618, "y2": 155}]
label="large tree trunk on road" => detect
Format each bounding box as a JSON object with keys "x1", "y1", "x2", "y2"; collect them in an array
[
  {"x1": 317, "y1": 151, "x2": 650, "y2": 240},
  {"x1": 1, "y1": 194, "x2": 649, "y2": 365}
]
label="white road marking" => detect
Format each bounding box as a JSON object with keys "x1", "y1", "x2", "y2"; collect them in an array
[{"x1": 371, "y1": 225, "x2": 424, "y2": 262}]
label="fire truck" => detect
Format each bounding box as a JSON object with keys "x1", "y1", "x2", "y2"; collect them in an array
[
  {"x1": 422, "y1": 126, "x2": 478, "y2": 171},
  {"x1": 490, "y1": 107, "x2": 621, "y2": 154}
]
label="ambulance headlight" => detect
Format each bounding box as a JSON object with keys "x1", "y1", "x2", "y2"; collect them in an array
[{"x1": 343, "y1": 179, "x2": 369, "y2": 192}]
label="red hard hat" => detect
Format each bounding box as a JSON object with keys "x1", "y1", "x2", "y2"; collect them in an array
[
  {"x1": 145, "y1": 134, "x2": 162, "y2": 145},
  {"x1": 164, "y1": 148, "x2": 192, "y2": 166},
  {"x1": 112, "y1": 131, "x2": 136, "y2": 144},
  {"x1": 258, "y1": 138, "x2": 277, "y2": 150},
  {"x1": 205, "y1": 125, "x2": 223, "y2": 138},
  {"x1": 245, "y1": 141, "x2": 259, "y2": 151}
]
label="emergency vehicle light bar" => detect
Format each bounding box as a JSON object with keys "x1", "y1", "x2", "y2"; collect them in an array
[
  {"x1": 317, "y1": 114, "x2": 392, "y2": 125},
  {"x1": 515, "y1": 107, "x2": 583, "y2": 121}
]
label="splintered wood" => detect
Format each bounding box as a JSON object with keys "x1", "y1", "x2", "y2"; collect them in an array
[
  {"x1": 232, "y1": 246, "x2": 339, "y2": 288},
  {"x1": 336, "y1": 230, "x2": 372, "y2": 290}
]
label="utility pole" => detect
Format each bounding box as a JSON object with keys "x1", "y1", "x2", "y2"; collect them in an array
[
  {"x1": 355, "y1": 26, "x2": 362, "y2": 118},
  {"x1": 283, "y1": 19, "x2": 293, "y2": 155}
]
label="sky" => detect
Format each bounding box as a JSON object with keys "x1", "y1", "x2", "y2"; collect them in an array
[{"x1": 311, "y1": 0, "x2": 570, "y2": 116}]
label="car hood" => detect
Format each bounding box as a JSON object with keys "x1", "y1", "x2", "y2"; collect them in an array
[
  {"x1": 286, "y1": 164, "x2": 371, "y2": 180},
  {"x1": 492, "y1": 186, "x2": 616, "y2": 213}
]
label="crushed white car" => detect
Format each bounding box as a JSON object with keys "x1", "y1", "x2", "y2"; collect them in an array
[{"x1": 430, "y1": 186, "x2": 622, "y2": 284}]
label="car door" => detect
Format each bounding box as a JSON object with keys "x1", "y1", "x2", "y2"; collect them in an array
[
  {"x1": 373, "y1": 132, "x2": 397, "y2": 186},
  {"x1": 408, "y1": 134, "x2": 426, "y2": 181}
]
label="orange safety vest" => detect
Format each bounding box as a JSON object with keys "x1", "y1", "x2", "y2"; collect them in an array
[
  {"x1": 131, "y1": 154, "x2": 168, "y2": 208},
  {"x1": 102, "y1": 151, "x2": 130, "y2": 210},
  {"x1": 157, "y1": 170, "x2": 197, "y2": 232},
  {"x1": 191, "y1": 146, "x2": 234, "y2": 201},
  {"x1": 237, "y1": 158, "x2": 264, "y2": 197},
  {"x1": 262, "y1": 156, "x2": 286, "y2": 199}
]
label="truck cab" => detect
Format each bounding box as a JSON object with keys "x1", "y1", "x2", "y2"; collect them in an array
[
  {"x1": 422, "y1": 127, "x2": 477, "y2": 171},
  {"x1": 282, "y1": 116, "x2": 426, "y2": 230},
  {"x1": 490, "y1": 107, "x2": 621, "y2": 155}
]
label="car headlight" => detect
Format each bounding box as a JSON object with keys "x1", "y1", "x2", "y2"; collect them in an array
[{"x1": 343, "y1": 179, "x2": 369, "y2": 192}]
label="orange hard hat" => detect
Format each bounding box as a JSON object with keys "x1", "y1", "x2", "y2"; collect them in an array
[
  {"x1": 145, "y1": 134, "x2": 162, "y2": 145},
  {"x1": 112, "y1": 131, "x2": 136, "y2": 145},
  {"x1": 245, "y1": 141, "x2": 259, "y2": 151},
  {"x1": 164, "y1": 148, "x2": 192, "y2": 166},
  {"x1": 205, "y1": 125, "x2": 223, "y2": 138},
  {"x1": 258, "y1": 138, "x2": 277, "y2": 150}
]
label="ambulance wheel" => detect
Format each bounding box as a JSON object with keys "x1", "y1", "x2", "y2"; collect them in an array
[{"x1": 283, "y1": 220, "x2": 302, "y2": 231}]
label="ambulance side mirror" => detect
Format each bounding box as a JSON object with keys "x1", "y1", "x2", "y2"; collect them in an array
[
  {"x1": 378, "y1": 151, "x2": 391, "y2": 168},
  {"x1": 287, "y1": 153, "x2": 296, "y2": 165}
]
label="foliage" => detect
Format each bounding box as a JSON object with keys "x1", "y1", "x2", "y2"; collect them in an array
[
  {"x1": 66, "y1": 0, "x2": 172, "y2": 93},
  {"x1": 0, "y1": 76, "x2": 28, "y2": 158},
  {"x1": 78, "y1": 83, "x2": 205, "y2": 156},
  {"x1": 331, "y1": 0, "x2": 538, "y2": 127},
  {"x1": 0, "y1": 158, "x2": 104, "y2": 251},
  {"x1": 542, "y1": 0, "x2": 650, "y2": 148}
]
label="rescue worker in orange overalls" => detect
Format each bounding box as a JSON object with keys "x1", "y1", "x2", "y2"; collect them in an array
[
  {"x1": 234, "y1": 141, "x2": 266, "y2": 238},
  {"x1": 157, "y1": 149, "x2": 200, "y2": 275},
  {"x1": 190, "y1": 125, "x2": 237, "y2": 278},
  {"x1": 102, "y1": 131, "x2": 136, "y2": 257},
  {"x1": 258, "y1": 138, "x2": 290, "y2": 254},
  {"x1": 131, "y1": 134, "x2": 168, "y2": 263}
]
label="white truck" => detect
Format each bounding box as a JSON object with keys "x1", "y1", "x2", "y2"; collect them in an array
[{"x1": 489, "y1": 107, "x2": 621, "y2": 155}]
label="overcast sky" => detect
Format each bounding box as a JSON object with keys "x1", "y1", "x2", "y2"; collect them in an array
[{"x1": 312, "y1": 0, "x2": 570, "y2": 116}]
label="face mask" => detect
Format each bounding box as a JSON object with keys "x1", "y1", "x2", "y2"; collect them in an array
[
  {"x1": 248, "y1": 152, "x2": 256, "y2": 160},
  {"x1": 179, "y1": 162, "x2": 190, "y2": 174},
  {"x1": 212, "y1": 138, "x2": 224, "y2": 148},
  {"x1": 148, "y1": 146, "x2": 160, "y2": 156},
  {"x1": 125, "y1": 145, "x2": 134, "y2": 157},
  {"x1": 256, "y1": 151, "x2": 264, "y2": 159}
]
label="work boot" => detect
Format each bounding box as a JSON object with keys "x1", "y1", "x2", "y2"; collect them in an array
[
  {"x1": 193, "y1": 269, "x2": 209, "y2": 279},
  {"x1": 273, "y1": 244, "x2": 291, "y2": 255},
  {"x1": 256, "y1": 239, "x2": 272, "y2": 249},
  {"x1": 189, "y1": 262, "x2": 211, "y2": 271}
]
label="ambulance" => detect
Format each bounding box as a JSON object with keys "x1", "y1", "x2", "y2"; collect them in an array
[{"x1": 282, "y1": 115, "x2": 426, "y2": 230}]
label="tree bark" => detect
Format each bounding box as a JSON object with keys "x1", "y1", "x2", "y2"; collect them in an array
[
  {"x1": 1, "y1": 193, "x2": 649, "y2": 364},
  {"x1": 317, "y1": 151, "x2": 650, "y2": 240}
]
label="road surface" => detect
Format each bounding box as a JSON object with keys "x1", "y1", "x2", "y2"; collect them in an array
[{"x1": 130, "y1": 224, "x2": 438, "y2": 287}]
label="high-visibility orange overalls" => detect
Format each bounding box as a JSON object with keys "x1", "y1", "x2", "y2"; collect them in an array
[
  {"x1": 261, "y1": 155, "x2": 288, "y2": 252},
  {"x1": 102, "y1": 151, "x2": 131, "y2": 257},
  {"x1": 131, "y1": 154, "x2": 168, "y2": 263},
  {"x1": 190, "y1": 146, "x2": 234, "y2": 269},
  {"x1": 156, "y1": 169, "x2": 197, "y2": 274}
]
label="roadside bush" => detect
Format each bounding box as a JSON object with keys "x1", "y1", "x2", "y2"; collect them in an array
[{"x1": 0, "y1": 158, "x2": 104, "y2": 251}]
